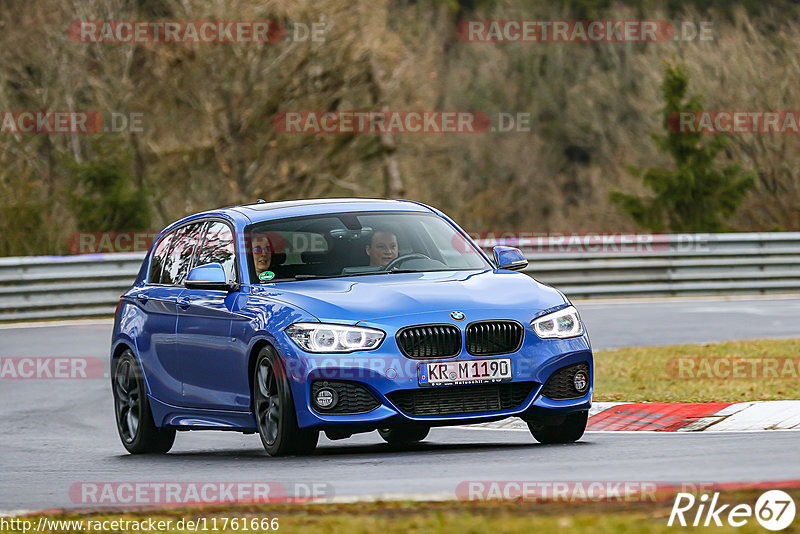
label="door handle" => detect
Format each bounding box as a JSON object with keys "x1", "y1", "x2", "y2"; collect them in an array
[
  {"x1": 177, "y1": 297, "x2": 191, "y2": 310},
  {"x1": 136, "y1": 294, "x2": 149, "y2": 304}
]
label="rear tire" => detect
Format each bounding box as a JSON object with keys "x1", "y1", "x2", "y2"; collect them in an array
[
  {"x1": 528, "y1": 411, "x2": 588, "y2": 444},
  {"x1": 253, "y1": 346, "x2": 319, "y2": 456},
  {"x1": 112, "y1": 350, "x2": 176, "y2": 454},
  {"x1": 378, "y1": 426, "x2": 430, "y2": 444}
]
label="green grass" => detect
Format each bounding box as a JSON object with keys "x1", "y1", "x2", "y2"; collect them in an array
[
  {"x1": 3, "y1": 489, "x2": 798, "y2": 533},
  {"x1": 594, "y1": 338, "x2": 800, "y2": 402}
]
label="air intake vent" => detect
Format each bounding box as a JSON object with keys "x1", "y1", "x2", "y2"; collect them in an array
[
  {"x1": 310, "y1": 380, "x2": 380, "y2": 414},
  {"x1": 465, "y1": 321, "x2": 524, "y2": 356},
  {"x1": 387, "y1": 382, "x2": 536, "y2": 416},
  {"x1": 396, "y1": 324, "x2": 461, "y2": 359},
  {"x1": 541, "y1": 362, "x2": 591, "y2": 400}
]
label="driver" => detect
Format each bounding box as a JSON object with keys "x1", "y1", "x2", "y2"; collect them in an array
[{"x1": 365, "y1": 229, "x2": 399, "y2": 268}]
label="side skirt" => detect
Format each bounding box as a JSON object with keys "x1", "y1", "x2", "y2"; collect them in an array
[{"x1": 149, "y1": 395, "x2": 258, "y2": 432}]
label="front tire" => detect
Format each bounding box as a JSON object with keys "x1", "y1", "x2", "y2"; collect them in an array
[
  {"x1": 378, "y1": 426, "x2": 430, "y2": 444},
  {"x1": 528, "y1": 411, "x2": 588, "y2": 444},
  {"x1": 112, "y1": 350, "x2": 176, "y2": 454},
  {"x1": 253, "y1": 346, "x2": 319, "y2": 456}
]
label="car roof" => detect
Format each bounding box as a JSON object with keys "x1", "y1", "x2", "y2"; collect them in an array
[
  {"x1": 229, "y1": 198, "x2": 435, "y2": 223},
  {"x1": 158, "y1": 198, "x2": 441, "y2": 236}
]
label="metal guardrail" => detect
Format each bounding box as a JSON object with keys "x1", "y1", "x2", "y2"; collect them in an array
[
  {"x1": 0, "y1": 233, "x2": 798, "y2": 322},
  {"x1": 477, "y1": 232, "x2": 800, "y2": 299},
  {"x1": 0, "y1": 253, "x2": 145, "y2": 322}
]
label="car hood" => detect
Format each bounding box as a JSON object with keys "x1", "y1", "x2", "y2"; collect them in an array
[{"x1": 250, "y1": 270, "x2": 566, "y2": 324}]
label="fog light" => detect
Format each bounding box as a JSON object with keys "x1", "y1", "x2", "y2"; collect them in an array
[
  {"x1": 573, "y1": 370, "x2": 589, "y2": 393},
  {"x1": 314, "y1": 387, "x2": 338, "y2": 410}
]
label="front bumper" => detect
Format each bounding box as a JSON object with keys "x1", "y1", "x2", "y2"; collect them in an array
[{"x1": 274, "y1": 322, "x2": 593, "y2": 431}]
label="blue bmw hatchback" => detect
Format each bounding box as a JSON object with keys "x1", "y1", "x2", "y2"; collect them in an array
[{"x1": 111, "y1": 198, "x2": 593, "y2": 455}]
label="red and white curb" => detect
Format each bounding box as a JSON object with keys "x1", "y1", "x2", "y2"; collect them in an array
[{"x1": 468, "y1": 401, "x2": 800, "y2": 432}]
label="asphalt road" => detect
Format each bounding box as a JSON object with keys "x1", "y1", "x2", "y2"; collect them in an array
[
  {"x1": 577, "y1": 295, "x2": 800, "y2": 349},
  {"x1": 1, "y1": 296, "x2": 799, "y2": 511}
]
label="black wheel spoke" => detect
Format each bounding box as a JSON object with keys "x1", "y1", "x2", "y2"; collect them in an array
[
  {"x1": 256, "y1": 399, "x2": 269, "y2": 422},
  {"x1": 268, "y1": 395, "x2": 280, "y2": 423},
  {"x1": 127, "y1": 409, "x2": 139, "y2": 439},
  {"x1": 115, "y1": 362, "x2": 130, "y2": 401},
  {"x1": 257, "y1": 363, "x2": 270, "y2": 398},
  {"x1": 119, "y1": 405, "x2": 129, "y2": 424},
  {"x1": 265, "y1": 396, "x2": 279, "y2": 442},
  {"x1": 115, "y1": 382, "x2": 129, "y2": 403}
]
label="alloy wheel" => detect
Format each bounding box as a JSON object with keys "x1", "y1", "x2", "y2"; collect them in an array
[
  {"x1": 114, "y1": 359, "x2": 141, "y2": 443},
  {"x1": 256, "y1": 360, "x2": 281, "y2": 445}
]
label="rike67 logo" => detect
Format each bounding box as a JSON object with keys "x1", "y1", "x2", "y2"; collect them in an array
[{"x1": 668, "y1": 490, "x2": 796, "y2": 530}]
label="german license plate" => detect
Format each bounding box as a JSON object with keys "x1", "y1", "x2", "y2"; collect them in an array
[{"x1": 418, "y1": 358, "x2": 512, "y2": 386}]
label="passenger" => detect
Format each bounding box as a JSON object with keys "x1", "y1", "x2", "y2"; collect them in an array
[
  {"x1": 252, "y1": 234, "x2": 273, "y2": 279},
  {"x1": 365, "y1": 229, "x2": 399, "y2": 267}
]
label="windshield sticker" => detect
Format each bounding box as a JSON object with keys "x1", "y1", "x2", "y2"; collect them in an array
[{"x1": 259, "y1": 271, "x2": 275, "y2": 281}]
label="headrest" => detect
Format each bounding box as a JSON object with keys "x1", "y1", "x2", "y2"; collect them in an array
[{"x1": 301, "y1": 251, "x2": 328, "y2": 263}]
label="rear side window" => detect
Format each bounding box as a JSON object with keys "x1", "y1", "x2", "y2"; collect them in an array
[
  {"x1": 160, "y1": 222, "x2": 205, "y2": 285},
  {"x1": 148, "y1": 233, "x2": 173, "y2": 284},
  {"x1": 194, "y1": 221, "x2": 237, "y2": 283}
]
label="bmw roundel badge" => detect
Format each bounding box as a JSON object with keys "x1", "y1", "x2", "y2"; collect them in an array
[{"x1": 450, "y1": 311, "x2": 465, "y2": 321}]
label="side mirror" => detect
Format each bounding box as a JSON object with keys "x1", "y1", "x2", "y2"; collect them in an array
[
  {"x1": 493, "y1": 246, "x2": 528, "y2": 271},
  {"x1": 185, "y1": 263, "x2": 234, "y2": 291}
]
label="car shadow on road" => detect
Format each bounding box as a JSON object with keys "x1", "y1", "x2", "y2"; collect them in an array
[{"x1": 113, "y1": 439, "x2": 591, "y2": 461}]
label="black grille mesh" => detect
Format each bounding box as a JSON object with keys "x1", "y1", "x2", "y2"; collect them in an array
[
  {"x1": 310, "y1": 380, "x2": 380, "y2": 414},
  {"x1": 396, "y1": 324, "x2": 461, "y2": 359},
  {"x1": 387, "y1": 382, "x2": 536, "y2": 417},
  {"x1": 541, "y1": 362, "x2": 591, "y2": 400},
  {"x1": 465, "y1": 321, "x2": 524, "y2": 355}
]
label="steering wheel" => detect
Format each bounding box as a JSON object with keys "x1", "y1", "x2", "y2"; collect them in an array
[{"x1": 384, "y1": 253, "x2": 432, "y2": 271}]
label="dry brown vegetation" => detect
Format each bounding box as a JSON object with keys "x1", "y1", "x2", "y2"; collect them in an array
[{"x1": 1, "y1": 0, "x2": 798, "y2": 255}]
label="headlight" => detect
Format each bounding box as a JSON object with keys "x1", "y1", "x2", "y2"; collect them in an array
[
  {"x1": 285, "y1": 323, "x2": 385, "y2": 353},
  {"x1": 531, "y1": 306, "x2": 584, "y2": 339}
]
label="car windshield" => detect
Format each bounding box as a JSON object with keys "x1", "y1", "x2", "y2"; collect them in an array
[{"x1": 246, "y1": 211, "x2": 490, "y2": 283}]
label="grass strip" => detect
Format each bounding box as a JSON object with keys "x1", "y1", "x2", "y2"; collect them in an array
[
  {"x1": 594, "y1": 338, "x2": 800, "y2": 402},
  {"x1": 3, "y1": 488, "x2": 798, "y2": 533}
]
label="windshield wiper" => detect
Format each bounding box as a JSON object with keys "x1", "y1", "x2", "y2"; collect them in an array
[
  {"x1": 292, "y1": 274, "x2": 342, "y2": 280},
  {"x1": 389, "y1": 268, "x2": 481, "y2": 274},
  {"x1": 293, "y1": 272, "x2": 391, "y2": 280},
  {"x1": 284, "y1": 269, "x2": 458, "y2": 281}
]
